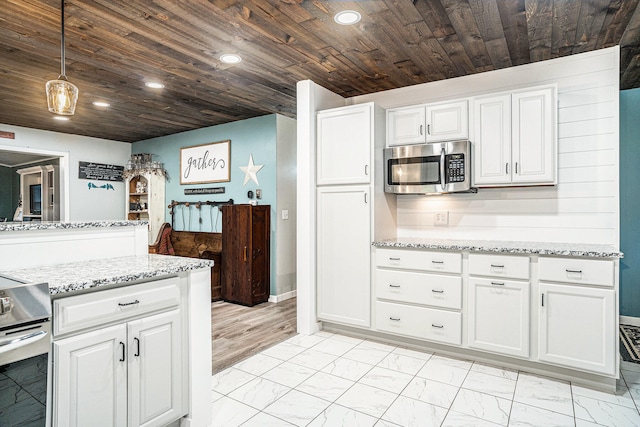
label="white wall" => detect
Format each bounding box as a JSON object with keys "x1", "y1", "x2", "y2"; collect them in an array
[
  {"x1": 0, "y1": 124, "x2": 131, "y2": 220},
  {"x1": 350, "y1": 47, "x2": 620, "y2": 247},
  {"x1": 275, "y1": 115, "x2": 298, "y2": 296},
  {"x1": 296, "y1": 80, "x2": 346, "y2": 334}
]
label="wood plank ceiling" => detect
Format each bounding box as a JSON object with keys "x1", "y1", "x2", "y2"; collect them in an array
[{"x1": 1, "y1": 0, "x2": 640, "y2": 143}]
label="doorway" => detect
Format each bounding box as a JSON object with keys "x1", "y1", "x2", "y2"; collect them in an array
[{"x1": 0, "y1": 145, "x2": 69, "y2": 222}]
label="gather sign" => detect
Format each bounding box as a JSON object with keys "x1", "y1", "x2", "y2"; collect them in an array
[{"x1": 180, "y1": 140, "x2": 230, "y2": 184}]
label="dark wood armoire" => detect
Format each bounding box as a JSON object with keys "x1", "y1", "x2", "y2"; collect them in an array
[{"x1": 221, "y1": 204, "x2": 270, "y2": 306}]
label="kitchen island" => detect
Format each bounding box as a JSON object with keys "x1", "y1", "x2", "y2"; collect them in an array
[{"x1": 0, "y1": 221, "x2": 213, "y2": 426}]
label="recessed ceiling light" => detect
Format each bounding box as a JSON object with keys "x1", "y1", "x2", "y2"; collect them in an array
[
  {"x1": 219, "y1": 54, "x2": 242, "y2": 64},
  {"x1": 145, "y1": 82, "x2": 165, "y2": 89},
  {"x1": 93, "y1": 101, "x2": 110, "y2": 107},
  {"x1": 53, "y1": 116, "x2": 69, "y2": 121},
  {"x1": 334, "y1": 10, "x2": 361, "y2": 25}
]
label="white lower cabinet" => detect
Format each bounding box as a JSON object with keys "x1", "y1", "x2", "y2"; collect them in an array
[
  {"x1": 54, "y1": 309, "x2": 183, "y2": 427},
  {"x1": 376, "y1": 301, "x2": 462, "y2": 345},
  {"x1": 52, "y1": 280, "x2": 185, "y2": 427},
  {"x1": 317, "y1": 185, "x2": 371, "y2": 327},
  {"x1": 538, "y1": 283, "x2": 616, "y2": 375},
  {"x1": 128, "y1": 310, "x2": 184, "y2": 427},
  {"x1": 468, "y1": 277, "x2": 530, "y2": 358},
  {"x1": 54, "y1": 324, "x2": 128, "y2": 427}
]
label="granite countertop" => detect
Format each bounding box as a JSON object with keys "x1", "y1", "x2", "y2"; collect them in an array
[
  {"x1": 373, "y1": 238, "x2": 623, "y2": 258},
  {"x1": 0, "y1": 254, "x2": 213, "y2": 295},
  {"x1": 0, "y1": 220, "x2": 148, "y2": 232}
]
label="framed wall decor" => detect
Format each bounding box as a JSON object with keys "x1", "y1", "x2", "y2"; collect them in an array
[{"x1": 180, "y1": 140, "x2": 230, "y2": 184}]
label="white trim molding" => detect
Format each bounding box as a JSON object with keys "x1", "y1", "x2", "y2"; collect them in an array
[{"x1": 269, "y1": 290, "x2": 297, "y2": 303}]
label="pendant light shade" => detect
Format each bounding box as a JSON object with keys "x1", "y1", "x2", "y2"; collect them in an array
[
  {"x1": 46, "y1": 0, "x2": 78, "y2": 115},
  {"x1": 46, "y1": 76, "x2": 78, "y2": 115}
]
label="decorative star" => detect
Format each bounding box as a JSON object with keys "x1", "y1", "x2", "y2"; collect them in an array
[{"x1": 239, "y1": 154, "x2": 264, "y2": 186}]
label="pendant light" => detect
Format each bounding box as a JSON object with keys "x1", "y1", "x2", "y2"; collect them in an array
[{"x1": 46, "y1": 0, "x2": 78, "y2": 115}]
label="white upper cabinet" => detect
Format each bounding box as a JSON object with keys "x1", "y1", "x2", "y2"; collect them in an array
[
  {"x1": 387, "y1": 100, "x2": 468, "y2": 146},
  {"x1": 473, "y1": 94, "x2": 512, "y2": 185},
  {"x1": 425, "y1": 100, "x2": 469, "y2": 143},
  {"x1": 512, "y1": 88, "x2": 556, "y2": 184},
  {"x1": 473, "y1": 86, "x2": 557, "y2": 187},
  {"x1": 317, "y1": 103, "x2": 372, "y2": 185},
  {"x1": 386, "y1": 105, "x2": 426, "y2": 146}
]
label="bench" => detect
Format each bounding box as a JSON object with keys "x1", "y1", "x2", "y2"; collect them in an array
[{"x1": 149, "y1": 223, "x2": 223, "y2": 301}]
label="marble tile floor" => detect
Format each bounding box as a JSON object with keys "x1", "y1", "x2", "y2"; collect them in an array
[{"x1": 211, "y1": 331, "x2": 640, "y2": 427}]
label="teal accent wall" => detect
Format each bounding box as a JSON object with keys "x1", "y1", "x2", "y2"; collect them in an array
[
  {"x1": 621, "y1": 88, "x2": 640, "y2": 317},
  {"x1": 0, "y1": 166, "x2": 13, "y2": 220},
  {"x1": 132, "y1": 115, "x2": 279, "y2": 294}
]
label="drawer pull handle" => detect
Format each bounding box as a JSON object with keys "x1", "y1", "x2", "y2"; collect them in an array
[
  {"x1": 490, "y1": 264, "x2": 504, "y2": 268},
  {"x1": 491, "y1": 281, "x2": 505, "y2": 286},
  {"x1": 389, "y1": 284, "x2": 401, "y2": 288},
  {"x1": 389, "y1": 257, "x2": 401, "y2": 261},
  {"x1": 431, "y1": 260, "x2": 444, "y2": 264},
  {"x1": 389, "y1": 317, "x2": 401, "y2": 321},
  {"x1": 134, "y1": 337, "x2": 140, "y2": 357},
  {"x1": 118, "y1": 299, "x2": 140, "y2": 307},
  {"x1": 119, "y1": 342, "x2": 126, "y2": 362},
  {"x1": 431, "y1": 289, "x2": 444, "y2": 293},
  {"x1": 431, "y1": 323, "x2": 444, "y2": 329},
  {"x1": 566, "y1": 269, "x2": 582, "y2": 274}
]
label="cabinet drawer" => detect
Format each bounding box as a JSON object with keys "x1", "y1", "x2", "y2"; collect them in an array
[
  {"x1": 54, "y1": 278, "x2": 181, "y2": 336},
  {"x1": 538, "y1": 257, "x2": 614, "y2": 287},
  {"x1": 376, "y1": 269, "x2": 462, "y2": 309},
  {"x1": 376, "y1": 248, "x2": 461, "y2": 274},
  {"x1": 376, "y1": 301, "x2": 461, "y2": 345},
  {"x1": 469, "y1": 253, "x2": 530, "y2": 280}
]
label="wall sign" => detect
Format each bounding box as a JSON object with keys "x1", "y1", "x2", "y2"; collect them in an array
[
  {"x1": 184, "y1": 187, "x2": 225, "y2": 195},
  {"x1": 78, "y1": 161, "x2": 124, "y2": 181},
  {"x1": 180, "y1": 140, "x2": 230, "y2": 184}
]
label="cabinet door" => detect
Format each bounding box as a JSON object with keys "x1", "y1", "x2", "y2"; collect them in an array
[
  {"x1": 538, "y1": 283, "x2": 615, "y2": 375},
  {"x1": 317, "y1": 186, "x2": 371, "y2": 327},
  {"x1": 221, "y1": 205, "x2": 252, "y2": 304},
  {"x1": 468, "y1": 278, "x2": 530, "y2": 358},
  {"x1": 317, "y1": 104, "x2": 372, "y2": 185},
  {"x1": 425, "y1": 100, "x2": 468, "y2": 142},
  {"x1": 53, "y1": 324, "x2": 127, "y2": 427},
  {"x1": 128, "y1": 310, "x2": 184, "y2": 427},
  {"x1": 387, "y1": 106, "x2": 426, "y2": 146},
  {"x1": 472, "y1": 94, "x2": 512, "y2": 185},
  {"x1": 512, "y1": 88, "x2": 555, "y2": 184}
]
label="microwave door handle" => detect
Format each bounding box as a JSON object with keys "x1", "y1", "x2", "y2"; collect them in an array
[{"x1": 440, "y1": 147, "x2": 446, "y2": 192}]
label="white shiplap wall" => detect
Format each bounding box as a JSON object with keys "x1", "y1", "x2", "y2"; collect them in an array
[{"x1": 349, "y1": 47, "x2": 619, "y2": 247}]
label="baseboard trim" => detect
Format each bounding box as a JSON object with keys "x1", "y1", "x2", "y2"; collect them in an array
[
  {"x1": 620, "y1": 315, "x2": 640, "y2": 327},
  {"x1": 268, "y1": 290, "x2": 297, "y2": 303}
]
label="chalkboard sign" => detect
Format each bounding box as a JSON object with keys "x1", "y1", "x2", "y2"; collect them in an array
[{"x1": 78, "y1": 161, "x2": 124, "y2": 182}]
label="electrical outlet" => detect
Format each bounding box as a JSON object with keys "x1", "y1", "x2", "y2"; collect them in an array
[
  {"x1": 434, "y1": 210, "x2": 449, "y2": 226},
  {"x1": 281, "y1": 209, "x2": 289, "y2": 220}
]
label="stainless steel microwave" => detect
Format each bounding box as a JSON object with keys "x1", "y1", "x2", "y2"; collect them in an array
[{"x1": 384, "y1": 140, "x2": 476, "y2": 195}]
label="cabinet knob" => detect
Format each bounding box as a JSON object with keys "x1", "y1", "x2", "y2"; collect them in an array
[
  {"x1": 389, "y1": 317, "x2": 401, "y2": 321},
  {"x1": 389, "y1": 284, "x2": 401, "y2": 288},
  {"x1": 431, "y1": 289, "x2": 444, "y2": 293},
  {"x1": 431, "y1": 323, "x2": 444, "y2": 329},
  {"x1": 119, "y1": 342, "x2": 126, "y2": 362},
  {"x1": 491, "y1": 281, "x2": 505, "y2": 286}
]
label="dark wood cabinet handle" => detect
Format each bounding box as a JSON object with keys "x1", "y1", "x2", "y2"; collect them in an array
[{"x1": 243, "y1": 246, "x2": 247, "y2": 262}]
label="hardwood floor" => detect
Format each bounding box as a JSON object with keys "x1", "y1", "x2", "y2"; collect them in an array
[{"x1": 211, "y1": 297, "x2": 297, "y2": 374}]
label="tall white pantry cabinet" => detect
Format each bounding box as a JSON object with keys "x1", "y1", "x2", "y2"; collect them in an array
[{"x1": 315, "y1": 103, "x2": 395, "y2": 327}]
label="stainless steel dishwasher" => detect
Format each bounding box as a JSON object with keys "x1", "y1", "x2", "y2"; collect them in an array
[{"x1": 0, "y1": 274, "x2": 51, "y2": 426}]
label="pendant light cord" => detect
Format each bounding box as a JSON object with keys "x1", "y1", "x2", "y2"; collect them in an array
[{"x1": 60, "y1": 0, "x2": 66, "y2": 77}]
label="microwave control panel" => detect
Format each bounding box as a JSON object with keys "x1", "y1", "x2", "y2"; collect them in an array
[{"x1": 446, "y1": 154, "x2": 465, "y2": 183}]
